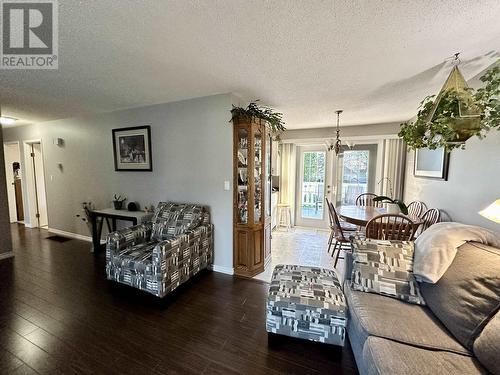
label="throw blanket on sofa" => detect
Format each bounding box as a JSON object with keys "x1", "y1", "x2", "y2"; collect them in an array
[{"x1": 414, "y1": 222, "x2": 500, "y2": 283}]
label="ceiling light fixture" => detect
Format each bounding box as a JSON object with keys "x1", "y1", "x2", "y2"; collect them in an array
[
  {"x1": 344, "y1": 140, "x2": 355, "y2": 150},
  {"x1": 327, "y1": 110, "x2": 343, "y2": 156},
  {"x1": 0, "y1": 116, "x2": 17, "y2": 125}
]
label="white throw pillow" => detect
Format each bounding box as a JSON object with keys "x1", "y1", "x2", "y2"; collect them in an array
[{"x1": 414, "y1": 222, "x2": 500, "y2": 283}]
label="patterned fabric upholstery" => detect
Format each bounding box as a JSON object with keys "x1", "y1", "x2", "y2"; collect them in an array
[
  {"x1": 106, "y1": 222, "x2": 153, "y2": 253},
  {"x1": 151, "y1": 202, "x2": 176, "y2": 221},
  {"x1": 106, "y1": 203, "x2": 213, "y2": 298},
  {"x1": 151, "y1": 202, "x2": 204, "y2": 241},
  {"x1": 107, "y1": 242, "x2": 158, "y2": 291},
  {"x1": 350, "y1": 238, "x2": 425, "y2": 305},
  {"x1": 266, "y1": 264, "x2": 347, "y2": 346}
]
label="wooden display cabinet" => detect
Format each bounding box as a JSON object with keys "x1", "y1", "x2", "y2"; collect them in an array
[{"x1": 233, "y1": 118, "x2": 272, "y2": 277}]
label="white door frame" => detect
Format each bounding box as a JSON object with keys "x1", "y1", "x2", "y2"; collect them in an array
[
  {"x1": 292, "y1": 138, "x2": 385, "y2": 229},
  {"x1": 3, "y1": 141, "x2": 21, "y2": 223},
  {"x1": 23, "y1": 139, "x2": 49, "y2": 228}
]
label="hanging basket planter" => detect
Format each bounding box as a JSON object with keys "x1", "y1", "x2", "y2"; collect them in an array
[
  {"x1": 399, "y1": 60, "x2": 500, "y2": 151},
  {"x1": 449, "y1": 117, "x2": 482, "y2": 143}
]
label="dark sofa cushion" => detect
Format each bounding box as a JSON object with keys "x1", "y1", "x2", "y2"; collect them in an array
[
  {"x1": 420, "y1": 242, "x2": 500, "y2": 350},
  {"x1": 474, "y1": 309, "x2": 500, "y2": 375}
]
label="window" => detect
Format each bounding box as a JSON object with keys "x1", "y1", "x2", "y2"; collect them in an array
[{"x1": 341, "y1": 150, "x2": 369, "y2": 205}]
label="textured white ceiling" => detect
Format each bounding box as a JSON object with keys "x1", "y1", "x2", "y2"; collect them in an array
[{"x1": 1, "y1": 0, "x2": 500, "y2": 129}]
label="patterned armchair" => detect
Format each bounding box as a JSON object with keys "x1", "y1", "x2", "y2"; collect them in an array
[{"x1": 106, "y1": 202, "x2": 213, "y2": 297}]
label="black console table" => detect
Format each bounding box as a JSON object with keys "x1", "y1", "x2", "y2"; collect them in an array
[{"x1": 88, "y1": 208, "x2": 153, "y2": 253}]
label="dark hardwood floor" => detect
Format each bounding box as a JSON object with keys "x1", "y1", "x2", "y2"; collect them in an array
[{"x1": 0, "y1": 224, "x2": 359, "y2": 374}]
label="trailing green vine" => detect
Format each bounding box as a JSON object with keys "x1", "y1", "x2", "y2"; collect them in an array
[
  {"x1": 230, "y1": 101, "x2": 286, "y2": 139},
  {"x1": 399, "y1": 63, "x2": 500, "y2": 150}
]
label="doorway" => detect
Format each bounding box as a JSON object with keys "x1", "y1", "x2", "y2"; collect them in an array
[
  {"x1": 295, "y1": 143, "x2": 379, "y2": 229},
  {"x1": 295, "y1": 147, "x2": 329, "y2": 228},
  {"x1": 3, "y1": 142, "x2": 24, "y2": 223},
  {"x1": 23, "y1": 141, "x2": 49, "y2": 228}
]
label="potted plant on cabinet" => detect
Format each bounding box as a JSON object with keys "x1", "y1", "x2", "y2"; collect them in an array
[{"x1": 230, "y1": 100, "x2": 286, "y2": 140}]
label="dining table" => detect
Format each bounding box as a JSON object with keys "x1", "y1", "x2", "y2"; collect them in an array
[{"x1": 337, "y1": 205, "x2": 424, "y2": 228}]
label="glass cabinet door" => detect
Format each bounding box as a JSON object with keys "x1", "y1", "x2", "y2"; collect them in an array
[
  {"x1": 237, "y1": 128, "x2": 248, "y2": 224},
  {"x1": 254, "y1": 128, "x2": 262, "y2": 223},
  {"x1": 265, "y1": 133, "x2": 271, "y2": 218}
]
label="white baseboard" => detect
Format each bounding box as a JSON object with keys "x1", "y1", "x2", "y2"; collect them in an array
[
  {"x1": 0, "y1": 251, "x2": 15, "y2": 261},
  {"x1": 210, "y1": 264, "x2": 234, "y2": 275},
  {"x1": 48, "y1": 227, "x2": 106, "y2": 244}
]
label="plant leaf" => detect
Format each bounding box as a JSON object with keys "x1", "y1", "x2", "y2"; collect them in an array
[
  {"x1": 373, "y1": 195, "x2": 394, "y2": 202},
  {"x1": 394, "y1": 200, "x2": 409, "y2": 215}
]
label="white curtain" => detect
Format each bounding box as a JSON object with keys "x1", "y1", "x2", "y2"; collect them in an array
[
  {"x1": 381, "y1": 139, "x2": 407, "y2": 199},
  {"x1": 279, "y1": 143, "x2": 296, "y2": 226}
]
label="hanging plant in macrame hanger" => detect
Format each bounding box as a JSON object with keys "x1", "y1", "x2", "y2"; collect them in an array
[{"x1": 399, "y1": 54, "x2": 500, "y2": 150}]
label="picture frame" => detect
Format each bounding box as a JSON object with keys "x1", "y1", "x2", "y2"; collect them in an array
[
  {"x1": 112, "y1": 125, "x2": 152, "y2": 171},
  {"x1": 414, "y1": 147, "x2": 449, "y2": 180}
]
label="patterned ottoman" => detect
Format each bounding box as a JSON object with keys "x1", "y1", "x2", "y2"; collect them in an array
[{"x1": 266, "y1": 264, "x2": 347, "y2": 346}]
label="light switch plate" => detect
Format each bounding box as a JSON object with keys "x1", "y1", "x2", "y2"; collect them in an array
[{"x1": 224, "y1": 180, "x2": 230, "y2": 191}]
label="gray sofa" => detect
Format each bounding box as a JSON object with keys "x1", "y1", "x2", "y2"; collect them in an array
[{"x1": 344, "y1": 241, "x2": 499, "y2": 375}]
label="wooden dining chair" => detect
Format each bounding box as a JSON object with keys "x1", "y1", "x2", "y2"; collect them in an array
[
  {"x1": 356, "y1": 193, "x2": 381, "y2": 207},
  {"x1": 407, "y1": 201, "x2": 427, "y2": 218},
  {"x1": 419, "y1": 208, "x2": 440, "y2": 234},
  {"x1": 327, "y1": 201, "x2": 357, "y2": 268},
  {"x1": 365, "y1": 214, "x2": 415, "y2": 241},
  {"x1": 326, "y1": 198, "x2": 357, "y2": 255}
]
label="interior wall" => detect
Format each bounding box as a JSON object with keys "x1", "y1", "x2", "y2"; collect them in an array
[
  {"x1": 281, "y1": 122, "x2": 401, "y2": 141},
  {"x1": 3, "y1": 94, "x2": 235, "y2": 271},
  {"x1": 404, "y1": 130, "x2": 500, "y2": 233},
  {"x1": 404, "y1": 64, "x2": 500, "y2": 234},
  {"x1": 0, "y1": 127, "x2": 13, "y2": 255}
]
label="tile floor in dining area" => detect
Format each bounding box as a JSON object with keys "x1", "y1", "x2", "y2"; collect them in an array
[{"x1": 254, "y1": 226, "x2": 346, "y2": 282}]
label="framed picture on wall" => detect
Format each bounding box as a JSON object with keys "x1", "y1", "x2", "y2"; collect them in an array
[
  {"x1": 112, "y1": 126, "x2": 152, "y2": 171},
  {"x1": 414, "y1": 147, "x2": 449, "y2": 180}
]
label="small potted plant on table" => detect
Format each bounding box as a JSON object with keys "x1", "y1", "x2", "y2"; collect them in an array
[
  {"x1": 373, "y1": 196, "x2": 409, "y2": 215},
  {"x1": 113, "y1": 194, "x2": 126, "y2": 210}
]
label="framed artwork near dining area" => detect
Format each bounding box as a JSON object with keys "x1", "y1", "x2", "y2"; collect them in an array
[{"x1": 414, "y1": 147, "x2": 449, "y2": 180}]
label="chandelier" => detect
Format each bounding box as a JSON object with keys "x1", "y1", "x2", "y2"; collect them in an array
[{"x1": 327, "y1": 110, "x2": 343, "y2": 155}]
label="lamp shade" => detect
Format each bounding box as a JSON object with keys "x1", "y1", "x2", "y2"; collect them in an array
[{"x1": 479, "y1": 199, "x2": 500, "y2": 224}]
